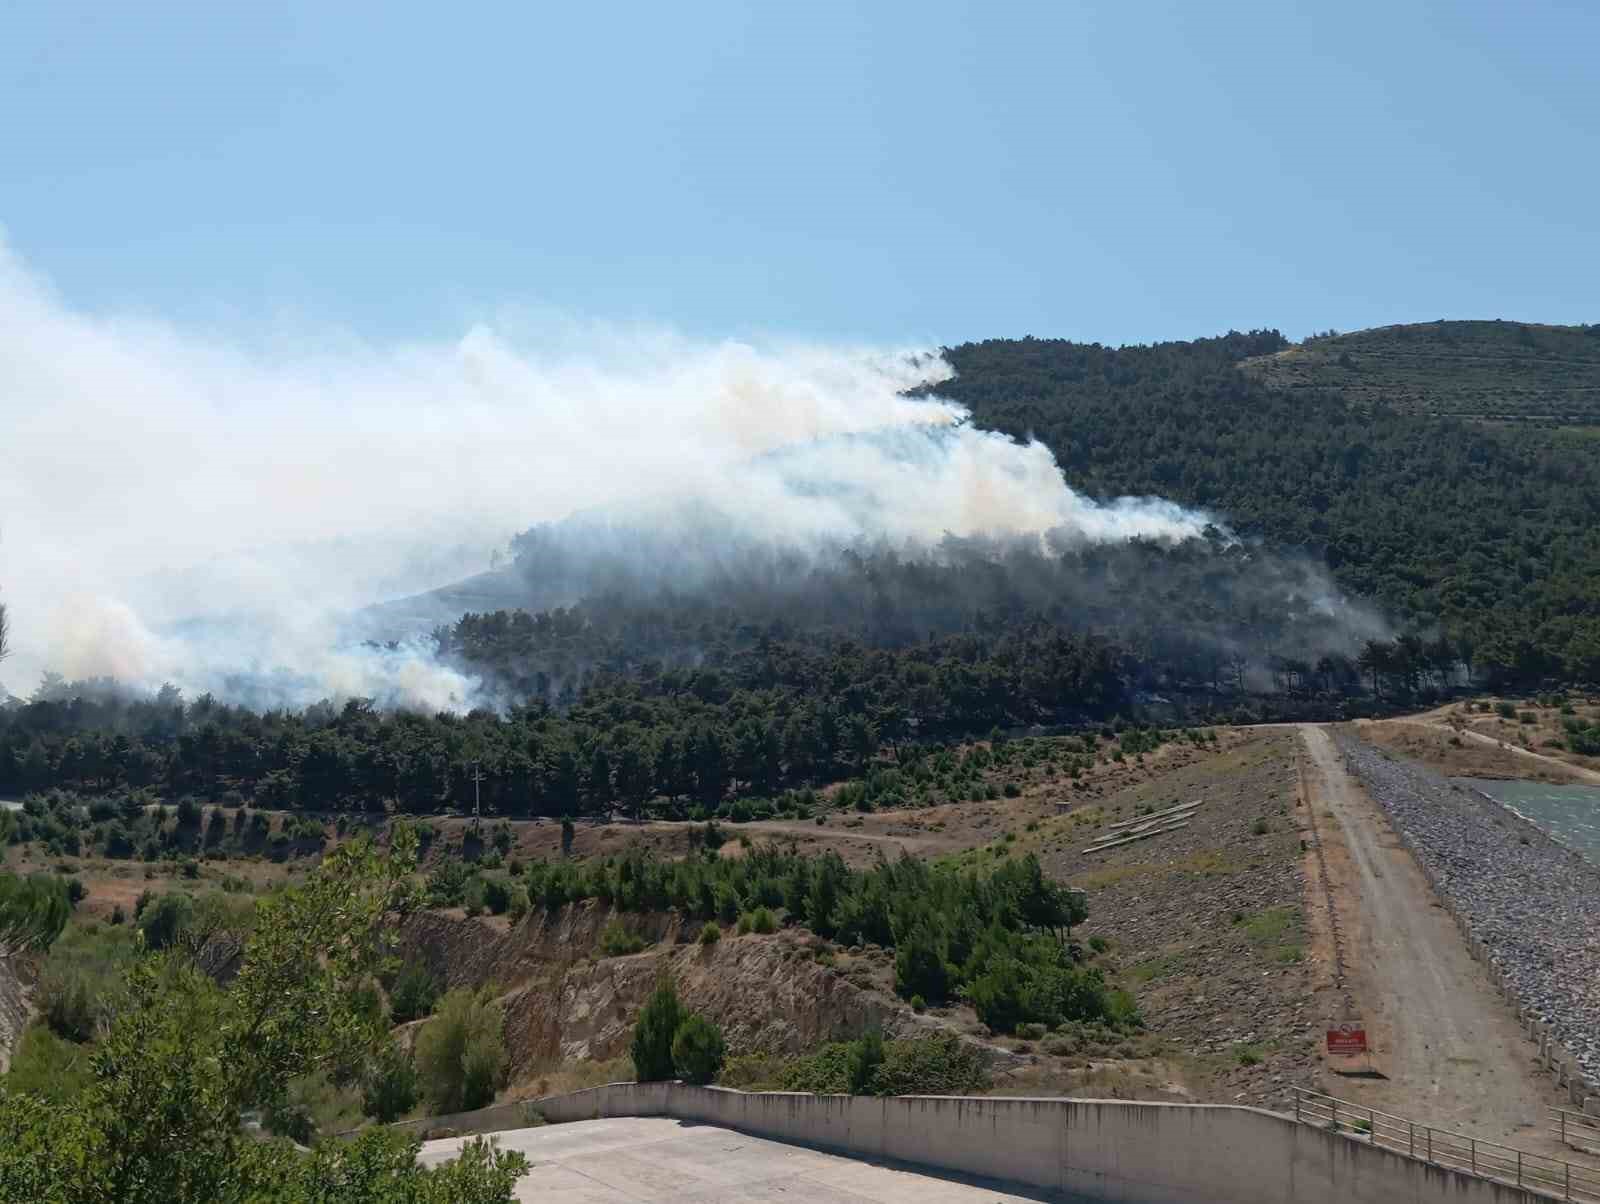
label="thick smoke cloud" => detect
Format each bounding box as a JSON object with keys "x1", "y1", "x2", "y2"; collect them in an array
[{"x1": 0, "y1": 242, "x2": 1222, "y2": 710}]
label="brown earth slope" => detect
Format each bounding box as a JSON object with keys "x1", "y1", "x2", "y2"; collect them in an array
[{"x1": 394, "y1": 901, "x2": 930, "y2": 1079}]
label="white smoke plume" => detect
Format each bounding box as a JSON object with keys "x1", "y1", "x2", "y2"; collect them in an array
[{"x1": 0, "y1": 241, "x2": 1213, "y2": 709}]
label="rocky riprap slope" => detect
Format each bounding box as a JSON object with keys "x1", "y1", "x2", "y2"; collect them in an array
[{"x1": 1334, "y1": 729, "x2": 1600, "y2": 1084}]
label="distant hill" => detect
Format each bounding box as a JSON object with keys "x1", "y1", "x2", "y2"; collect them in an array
[
  {"x1": 935, "y1": 329, "x2": 1600, "y2": 682},
  {"x1": 1241, "y1": 320, "x2": 1600, "y2": 425}
]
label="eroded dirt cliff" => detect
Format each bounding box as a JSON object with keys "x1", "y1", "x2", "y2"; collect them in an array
[{"x1": 393, "y1": 902, "x2": 922, "y2": 1072}]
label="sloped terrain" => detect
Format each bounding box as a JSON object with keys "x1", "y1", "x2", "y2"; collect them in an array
[
  {"x1": 0, "y1": 957, "x2": 31, "y2": 1074},
  {"x1": 1244, "y1": 320, "x2": 1600, "y2": 424},
  {"x1": 394, "y1": 901, "x2": 927, "y2": 1076}
]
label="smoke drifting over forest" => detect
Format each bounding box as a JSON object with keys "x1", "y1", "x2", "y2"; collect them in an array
[{"x1": 1, "y1": 241, "x2": 1383, "y2": 711}]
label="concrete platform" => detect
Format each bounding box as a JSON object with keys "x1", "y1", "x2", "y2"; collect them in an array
[{"x1": 418, "y1": 1115, "x2": 1053, "y2": 1202}]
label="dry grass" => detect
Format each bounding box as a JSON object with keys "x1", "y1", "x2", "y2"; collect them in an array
[
  {"x1": 503, "y1": 1054, "x2": 635, "y2": 1102},
  {"x1": 1362, "y1": 697, "x2": 1600, "y2": 782}
]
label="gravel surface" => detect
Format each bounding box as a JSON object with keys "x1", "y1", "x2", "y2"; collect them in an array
[
  {"x1": 1334, "y1": 728, "x2": 1600, "y2": 1086},
  {"x1": 1060, "y1": 730, "x2": 1322, "y2": 1110}
]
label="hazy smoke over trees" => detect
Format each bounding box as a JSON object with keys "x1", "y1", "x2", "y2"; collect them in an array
[{"x1": 0, "y1": 241, "x2": 1383, "y2": 711}]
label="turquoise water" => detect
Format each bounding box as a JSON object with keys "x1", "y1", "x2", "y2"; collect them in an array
[{"x1": 1455, "y1": 778, "x2": 1600, "y2": 864}]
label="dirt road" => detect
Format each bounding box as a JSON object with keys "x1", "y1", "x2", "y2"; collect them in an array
[{"x1": 1297, "y1": 724, "x2": 1573, "y2": 1150}]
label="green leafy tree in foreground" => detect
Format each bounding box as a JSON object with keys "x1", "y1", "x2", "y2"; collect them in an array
[{"x1": 0, "y1": 825, "x2": 528, "y2": 1202}]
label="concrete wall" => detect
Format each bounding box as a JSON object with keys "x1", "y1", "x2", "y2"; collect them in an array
[
  {"x1": 531, "y1": 1083, "x2": 1552, "y2": 1204},
  {"x1": 0, "y1": 956, "x2": 33, "y2": 1075}
]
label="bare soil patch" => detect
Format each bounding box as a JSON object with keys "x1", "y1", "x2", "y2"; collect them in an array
[{"x1": 1365, "y1": 698, "x2": 1600, "y2": 783}]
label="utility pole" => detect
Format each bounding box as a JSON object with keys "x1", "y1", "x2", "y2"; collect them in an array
[{"x1": 470, "y1": 760, "x2": 484, "y2": 837}]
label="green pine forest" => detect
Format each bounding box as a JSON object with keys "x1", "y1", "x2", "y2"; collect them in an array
[{"x1": 3, "y1": 321, "x2": 1597, "y2": 818}]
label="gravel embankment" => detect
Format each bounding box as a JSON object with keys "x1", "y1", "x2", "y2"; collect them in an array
[{"x1": 1333, "y1": 728, "x2": 1600, "y2": 1085}]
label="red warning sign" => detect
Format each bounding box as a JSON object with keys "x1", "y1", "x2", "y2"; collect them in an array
[{"x1": 1326, "y1": 1022, "x2": 1368, "y2": 1057}]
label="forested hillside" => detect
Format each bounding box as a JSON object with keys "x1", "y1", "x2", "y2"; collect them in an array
[
  {"x1": 934, "y1": 331, "x2": 1600, "y2": 684},
  {"x1": 3, "y1": 324, "x2": 1597, "y2": 816}
]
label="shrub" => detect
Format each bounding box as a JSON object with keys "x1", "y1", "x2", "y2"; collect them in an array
[
  {"x1": 137, "y1": 891, "x2": 194, "y2": 951},
  {"x1": 1104, "y1": 987, "x2": 1143, "y2": 1028},
  {"x1": 869, "y1": 1032, "x2": 989, "y2": 1097},
  {"x1": 909, "y1": 994, "x2": 926, "y2": 1013},
  {"x1": 847, "y1": 1027, "x2": 884, "y2": 1094},
  {"x1": 33, "y1": 922, "x2": 137, "y2": 1046},
  {"x1": 506, "y1": 885, "x2": 530, "y2": 921},
  {"x1": 698, "y1": 921, "x2": 721, "y2": 946},
  {"x1": 0, "y1": 873, "x2": 71, "y2": 954},
  {"x1": 746, "y1": 906, "x2": 777, "y2": 935},
  {"x1": 631, "y1": 978, "x2": 687, "y2": 1082},
  {"x1": 389, "y1": 961, "x2": 440, "y2": 1023},
  {"x1": 599, "y1": 920, "x2": 647, "y2": 957},
  {"x1": 671, "y1": 1014, "x2": 726, "y2": 1085},
  {"x1": 1003, "y1": 782, "x2": 1021, "y2": 798},
  {"x1": 361, "y1": 1041, "x2": 419, "y2": 1123},
  {"x1": 1, "y1": 1024, "x2": 93, "y2": 1103},
  {"x1": 894, "y1": 927, "x2": 950, "y2": 1004},
  {"x1": 414, "y1": 987, "x2": 507, "y2": 1114},
  {"x1": 426, "y1": 859, "x2": 470, "y2": 907},
  {"x1": 102, "y1": 824, "x2": 135, "y2": 858},
  {"x1": 962, "y1": 954, "x2": 1110, "y2": 1035},
  {"x1": 481, "y1": 876, "x2": 512, "y2": 916},
  {"x1": 40, "y1": 968, "x2": 99, "y2": 1043}
]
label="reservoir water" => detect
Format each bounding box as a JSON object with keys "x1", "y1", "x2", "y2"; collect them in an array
[{"x1": 1455, "y1": 778, "x2": 1600, "y2": 865}]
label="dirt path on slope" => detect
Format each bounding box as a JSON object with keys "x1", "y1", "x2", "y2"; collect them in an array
[
  {"x1": 1439, "y1": 725, "x2": 1600, "y2": 785},
  {"x1": 1297, "y1": 725, "x2": 1575, "y2": 1152},
  {"x1": 735, "y1": 820, "x2": 940, "y2": 856}
]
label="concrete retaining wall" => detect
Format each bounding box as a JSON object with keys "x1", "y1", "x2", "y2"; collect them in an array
[{"x1": 528, "y1": 1083, "x2": 1552, "y2": 1204}]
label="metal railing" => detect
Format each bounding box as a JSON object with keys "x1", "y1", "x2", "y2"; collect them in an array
[
  {"x1": 1294, "y1": 1089, "x2": 1600, "y2": 1202},
  {"x1": 1553, "y1": 1107, "x2": 1600, "y2": 1156}
]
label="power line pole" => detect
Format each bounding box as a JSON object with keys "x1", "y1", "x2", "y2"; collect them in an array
[{"x1": 470, "y1": 760, "x2": 484, "y2": 837}]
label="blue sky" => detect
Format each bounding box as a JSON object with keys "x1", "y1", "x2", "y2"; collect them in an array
[{"x1": 4, "y1": 1, "x2": 1596, "y2": 345}]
